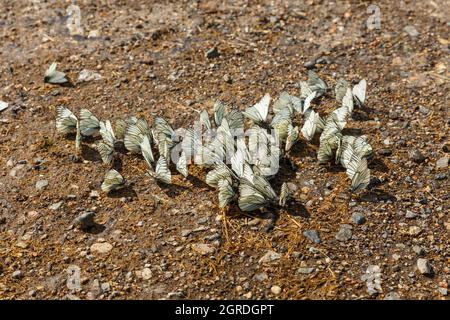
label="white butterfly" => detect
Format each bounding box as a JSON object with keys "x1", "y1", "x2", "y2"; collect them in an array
[
  {"x1": 328, "y1": 106, "x2": 349, "y2": 131},
  {"x1": 218, "y1": 178, "x2": 235, "y2": 208},
  {"x1": 273, "y1": 91, "x2": 302, "y2": 115},
  {"x1": 200, "y1": 109, "x2": 212, "y2": 130},
  {"x1": 176, "y1": 151, "x2": 189, "y2": 177},
  {"x1": 206, "y1": 162, "x2": 235, "y2": 188},
  {"x1": 238, "y1": 174, "x2": 277, "y2": 211},
  {"x1": 285, "y1": 124, "x2": 299, "y2": 152},
  {"x1": 342, "y1": 88, "x2": 354, "y2": 114},
  {"x1": 225, "y1": 110, "x2": 244, "y2": 130},
  {"x1": 153, "y1": 116, "x2": 174, "y2": 138},
  {"x1": 300, "y1": 81, "x2": 313, "y2": 99},
  {"x1": 307, "y1": 70, "x2": 328, "y2": 97},
  {"x1": 115, "y1": 116, "x2": 137, "y2": 140},
  {"x1": 214, "y1": 101, "x2": 228, "y2": 127},
  {"x1": 301, "y1": 91, "x2": 317, "y2": 115},
  {"x1": 279, "y1": 182, "x2": 296, "y2": 207},
  {"x1": 352, "y1": 79, "x2": 367, "y2": 107},
  {"x1": 148, "y1": 156, "x2": 172, "y2": 184},
  {"x1": 140, "y1": 134, "x2": 154, "y2": 166},
  {"x1": 97, "y1": 141, "x2": 114, "y2": 164},
  {"x1": 56, "y1": 106, "x2": 77, "y2": 134},
  {"x1": 335, "y1": 78, "x2": 349, "y2": 102},
  {"x1": 45, "y1": 62, "x2": 68, "y2": 84},
  {"x1": 346, "y1": 154, "x2": 370, "y2": 192},
  {"x1": 101, "y1": 169, "x2": 126, "y2": 193},
  {"x1": 99, "y1": 120, "x2": 117, "y2": 147},
  {"x1": 301, "y1": 109, "x2": 320, "y2": 141},
  {"x1": 79, "y1": 108, "x2": 100, "y2": 136},
  {"x1": 243, "y1": 93, "x2": 270, "y2": 125}
]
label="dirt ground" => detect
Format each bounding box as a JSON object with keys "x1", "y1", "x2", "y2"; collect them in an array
[{"x1": 0, "y1": 0, "x2": 448, "y2": 300}]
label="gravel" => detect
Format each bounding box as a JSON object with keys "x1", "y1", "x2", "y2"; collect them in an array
[
  {"x1": 90, "y1": 242, "x2": 113, "y2": 254},
  {"x1": 12, "y1": 270, "x2": 23, "y2": 279},
  {"x1": 258, "y1": 250, "x2": 281, "y2": 263},
  {"x1": 73, "y1": 212, "x2": 96, "y2": 230},
  {"x1": 303, "y1": 230, "x2": 321, "y2": 244},
  {"x1": 351, "y1": 212, "x2": 366, "y2": 225},
  {"x1": 409, "y1": 150, "x2": 426, "y2": 163},
  {"x1": 191, "y1": 243, "x2": 215, "y2": 255},
  {"x1": 205, "y1": 47, "x2": 220, "y2": 59},
  {"x1": 335, "y1": 226, "x2": 352, "y2": 242},
  {"x1": 416, "y1": 258, "x2": 433, "y2": 275},
  {"x1": 297, "y1": 267, "x2": 315, "y2": 274},
  {"x1": 404, "y1": 25, "x2": 419, "y2": 37},
  {"x1": 271, "y1": 285, "x2": 282, "y2": 295},
  {"x1": 436, "y1": 156, "x2": 449, "y2": 169},
  {"x1": 35, "y1": 179, "x2": 49, "y2": 190}
]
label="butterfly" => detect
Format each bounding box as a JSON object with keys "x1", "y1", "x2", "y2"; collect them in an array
[
  {"x1": 140, "y1": 134, "x2": 154, "y2": 166},
  {"x1": 243, "y1": 93, "x2": 270, "y2": 125},
  {"x1": 206, "y1": 162, "x2": 235, "y2": 188},
  {"x1": 124, "y1": 118, "x2": 152, "y2": 154},
  {"x1": 199, "y1": 109, "x2": 212, "y2": 130},
  {"x1": 176, "y1": 151, "x2": 189, "y2": 177},
  {"x1": 335, "y1": 78, "x2": 349, "y2": 102},
  {"x1": 352, "y1": 79, "x2": 367, "y2": 107},
  {"x1": 300, "y1": 81, "x2": 313, "y2": 99},
  {"x1": 279, "y1": 182, "x2": 296, "y2": 207},
  {"x1": 301, "y1": 109, "x2": 321, "y2": 141},
  {"x1": 99, "y1": 120, "x2": 117, "y2": 147},
  {"x1": 346, "y1": 154, "x2": 370, "y2": 192},
  {"x1": 342, "y1": 88, "x2": 354, "y2": 114},
  {"x1": 218, "y1": 178, "x2": 235, "y2": 208},
  {"x1": 96, "y1": 141, "x2": 114, "y2": 164},
  {"x1": 273, "y1": 91, "x2": 302, "y2": 115},
  {"x1": 301, "y1": 91, "x2": 317, "y2": 115},
  {"x1": 101, "y1": 169, "x2": 126, "y2": 193},
  {"x1": 148, "y1": 156, "x2": 172, "y2": 184},
  {"x1": 225, "y1": 110, "x2": 245, "y2": 131},
  {"x1": 213, "y1": 101, "x2": 228, "y2": 127},
  {"x1": 285, "y1": 124, "x2": 299, "y2": 152},
  {"x1": 115, "y1": 116, "x2": 137, "y2": 140},
  {"x1": 44, "y1": 62, "x2": 68, "y2": 84},
  {"x1": 238, "y1": 174, "x2": 277, "y2": 211},
  {"x1": 307, "y1": 70, "x2": 328, "y2": 97},
  {"x1": 79, "y1": 108, "x2": 100, "y2": 136},
  {"x1": 328, "y1": 106, "x2": 349, "y2": 131},
  {"x1": 56, "y1": 106, "x2": 78, "y2": 134}
]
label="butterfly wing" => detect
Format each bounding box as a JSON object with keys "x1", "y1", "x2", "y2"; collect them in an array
[{"x1": 79, "y1": 108, "x2": 100, "y2": 136}]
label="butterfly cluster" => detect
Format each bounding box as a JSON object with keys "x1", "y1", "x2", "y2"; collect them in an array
[{"x1": 55, "y1": 71, "x2": 373, "y2": 212}]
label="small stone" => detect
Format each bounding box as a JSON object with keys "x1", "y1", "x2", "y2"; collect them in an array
[
  {"x1": 435, "y1": 173, "x2": 448, "y2": 180},
  {"x1": 258, "y1": 250, "x2": 281, "y2": 263},
  {"x1": 49, "y1": 201, "x2": 63, "y2": 210},
  {"x1": 142, "y1": 268, "x2": 152, "y2": 280},
  {"x1": 335, "y1": 226, "x2": 352, "y2": 242},
  {"x1": 90, "y1": 242, "x2": 113, "y2": 254},
  {"x1": 205, "y1": 47, "x2": 220, "y2": 59},
  {"x1": 0, "y1": 101, "x2": 9, "y2": 112},
  {"x1": 27, "y1": 210, "x2": 39, "y2": 219},
  {"x1": 271, "y1": 285, "x2": 282, "y2": 295},
  {"x1": 303, "y1": 230, "x2": 321, "y2": 244},
  {"x1": 304, "y1": 60, "x2": 316, "y2": 69},
  {"x1": 384, "y1": 292, "x2": 401, "y2": 300},
  {"x1": 29, "y1": 290, "x2": 37, "y2": 297},
  {"x1": 35, "y1": 180, "x2": 49, "y2": 190},
  {"x1": 191, "y1": 243, "x2": 215, "y2": 255},
  {"x1": 404, "y1": 25, "x2": 419, "y2": 37},
  {"x1": 243, "y1": 291, "x2": 252, "y2": 299},
  {"x1": 378, "y1": 148, "x2": 392, "y2": 156},
  {"x1": 416, "y1": 258, "x2": 433, "y2": 275},
  {"x1": 297, "y1": 267, "x2": 315, "y2": 274},
  {"x1": 405, "y1": 210, "x2": 417, "y2": 219},
  {"x1": 408, "y1": 226, "x2": 422, "y2": 236},
  {"x1": 181, "y1": 229, "x2": 191, "y2": 237},
  {"x1": 89, "y1": 190, "x2": 100, "y2": 198},
  {"x1": 223, "y1": 74, "x2": 232, "y2": 84},
  {"x1": 436, "y1": 156, "x2": 449, "y2": 169},
  {"x1": 101, "y1": 282, "x2": 111, "y2": 292},
  {"x1": 409, "y1": 149, "x2": 426, "y2": 163},
  {"x1": 253, "y1": 273, "x2": 268, "y2": 282},
  {"x1": 73, "y1": 212, "x2": 96, "y2": 230},
  {"x1": 418, "y1": 106, "x2": 430, "y2": 115},
  {"x1": 87, "y1": 29, "x2": 100, "y2": 39},
  {"x1": 351, "y1": 212, "x2": 366, "y2": 225},
  {"x1": 12, "y1": 270, "x2": 23, "y2": 279},
  {"x1": 78, "y1": 69, "x2": 102, "y2": 82},
  {"x1": 412, "y1": 245, "x2": 425, "y2": 256}
]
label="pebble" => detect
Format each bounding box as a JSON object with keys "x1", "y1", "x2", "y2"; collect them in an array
[
  {"x1": 435, "y1": 173, "x2": 447, "y2": 180},
  {"x1": 304, "y1": 60, "x2": 316, "y2": 69},
  {"x1": 404, "y1": 25, "x2": 419, "y2": 37},
  {"x1": 73, "y1": 212, "x2": 96, "y2": 230},
  {"x1": 89, "y1": 190, "x2": 100, "y2": 199},
  {"x1": 412, "y1": 245, "x2": 425, "y2": 256},
  {"x1": 205, "y1": 47, "x2": 220, "y2": 59},
  {"x1": 78, "y1": 69, "x2": 102, "y2": 82},
  {"x1": 303, "y1": 230, "x2": 321, "y2": 244},
  {"x1": 436, "y1": 156, "x2": 449, "y2": 169},
  {"x1": 191, "y1": 243, "x2": 215, "y2": 255},
  {"x1": 258, "y1": 250, "x2": 281, "y2": 263},
  {"x1": 12, "y1": 270, "x2": 23, "y2": 279},
  {"x1": 408, "y1": 226, "x2": 422, "y2": 236},
  {"x1": 223, "y1": 74, "x2": 232, "y2": 84},
  {"x1": 271, "y1": 285, "x2": 282, "y2": 295},
  {"x1": 378, "y1": 148, "x2": 392, "y2": 156},
  {"x1": 140, "y1": 267, "x2": 152, "y2": 280},
  {"x1": 101, "y1": 282, "x2": 111, "y2": 292},
  {"x1": 361, "y1": 265, "x2": 382, "y2": 295},
  {"x1": 35, "y1": 180, "x2": 49, "y2": 190},
  {"x1": 49, "y1": 201, "x2": 63, "y2": 210},
  {"x1": 405, "y1": 210, "x2": 417, "y2": 219},
  {"x1": 438, "y1": 287, "x2": 448, "y2": 296},
  {"x1": 409, "y1": 150, "x2": 426, "y2": 163},
  {"x1": 90, "y1": 242, "x2": 113, "y2": 254},
  {"x1": 418, "y1": 105, "x2": 430, "y2": 115},
  {"x1": 384, "y1": 292, "x2": 401, "y2": 300},
  {"x1": 297, "y1": 267, "x2": 315, "y2": 274},
  {"x1": 335, "y1": 226, "x2": 352, "y2": 242},
  {"x1": 351, "y1": 212, "x2": 366, "y2": 225},
  {"x1": 416, "y1": 258, "x2": 433, "y2": 275},
  {"x1": 253, "y1": 273, "x2": 268, "y2": 282}
]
